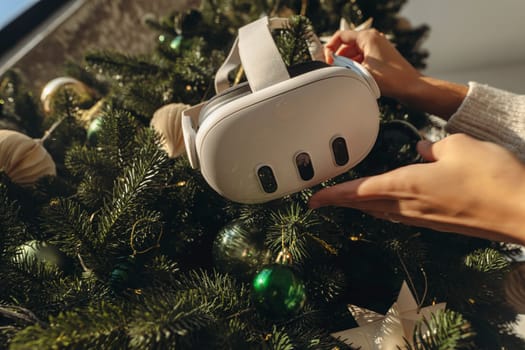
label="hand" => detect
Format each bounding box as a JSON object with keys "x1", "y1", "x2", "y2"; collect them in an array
[
  {"x1": 308, "y1": 134, "x2": 525, "y2": 244},
  {"x1": 324, "y1": 29, "x2": 421, "y2": 101},
  {"x1": 324, "y1": 29, "x2": 468, "y2": 119}
]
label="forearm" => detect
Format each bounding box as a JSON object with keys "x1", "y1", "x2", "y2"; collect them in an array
[
  {"x1": 396, "y1": 77, "x2": 525, "y2": 162},
  {"x1": 445, "y1": 82, "x2": 525, "y2": 161},
  {"x1": 397, "y1": 75, "x2": 468, "y2": 120}
]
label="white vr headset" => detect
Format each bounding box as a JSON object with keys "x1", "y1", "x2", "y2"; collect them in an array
[{"x1": 182, "y1": 16, "x2": 380, "y2": 204}]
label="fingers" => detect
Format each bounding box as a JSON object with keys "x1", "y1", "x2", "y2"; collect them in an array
[
  {"x1": 417, "y1": 137, "x2": 453, "y2": 162},
  {"x1": 416, "y1": 140, "x2": 438, "y2": 161},
  {"x1": 308, "y1": 177, "x2": 369, "y2": 208},
  {"x1": 308, "y1": 171, "x2": 403, "y2": 209},
  {"x1": 324, "y1": 30, "x2": 361, "y2": 64}
]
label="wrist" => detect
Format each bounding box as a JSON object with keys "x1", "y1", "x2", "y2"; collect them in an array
[{"x1": 398, "y1": 76, "x2": 468, "y2": 120}]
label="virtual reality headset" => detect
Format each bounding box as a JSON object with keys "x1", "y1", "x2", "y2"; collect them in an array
[{"x1": 182, "y1": 16, "x2": 380, "y2": 204}]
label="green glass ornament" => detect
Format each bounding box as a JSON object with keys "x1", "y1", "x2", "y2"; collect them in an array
[
  {"x1": 159, "y1": 34, "x2": 184, "y2": 52},
  {"x1": 87, "y1": 116, "x2": 103, "y2": 145},
  {"x1": 251, "y1": 264, "x2": 306, "y2": 320},
  {"x1": 170, "y1": 35, "x2": 183, "y2": 51},
  {"x1": 110, "y1": 256, "x2": 137, "y2": 291},
  {"x1": 212, "y1": 220, "x2": 271, "y2": 281}
]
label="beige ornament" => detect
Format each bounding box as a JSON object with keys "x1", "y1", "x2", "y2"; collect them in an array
[
  {"x1": 150, "y1": 103, "x2": 190, "y2": 158},
  {"x1": 40, "y1": 77, "x2": 96, "y2": 115},
  {"x1": 320, "y1": 17, "x2": 374, "y2": 43},
  {"x1": 0, "y1": 129, "x2": 56, "y2": 185}
]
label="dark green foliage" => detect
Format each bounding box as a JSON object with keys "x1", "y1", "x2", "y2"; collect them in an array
[
  {"x1": 9, "y1": 302, "x2": 129, "y2": 350},
  {"x1": 0, "y1": 183, "x2": 28, "y2": 255},
  {"x1": 0, "y1": 70, "x2": 42, "y2": 137},
  {"x1": 266, "y1": 203, "x2": 321, "y2": 263},
  {"x1": 0, "y1": 1, "x2": 522, "y2": 349},
  {"x1": 273, "y1": 15, "x2": 315, "y2": 66},
  {"x1": 404, "y1": 309, "x2": 476, "y2": 350}
]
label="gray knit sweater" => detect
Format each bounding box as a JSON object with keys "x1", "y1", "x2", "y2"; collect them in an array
[{"x1": 445, "y1": 82, "x2": 525, "y2": 161}]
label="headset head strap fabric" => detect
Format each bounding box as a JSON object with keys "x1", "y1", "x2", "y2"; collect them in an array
[{"x1": 214, "y1": 16, "x2": 325, "y2": 94}]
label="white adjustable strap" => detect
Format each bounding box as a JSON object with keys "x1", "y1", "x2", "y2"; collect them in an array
[
  {"x1": 238, "y1": 16, "x2": 290, "y2": 93},
  {"x1": 214, "y1": 16, "x2": 325, "y2": 94}
]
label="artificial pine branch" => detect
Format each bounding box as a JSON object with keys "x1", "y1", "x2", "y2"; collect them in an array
[
  {"x1": 463, "y1": 248, "x2": 510, "y2": 273},
  {"x1": 63, "y1": 60, "x2": 109, "y2": 97},
  {"x1": 128, "y1": 270, "x2": 251, "y2": 349},
  {"x1": 0, "y1": 183, "x2": 28, "y2": 253},
  {"x1": 94, "y1": 108, "x2": 141, "y2": 166},
  {"x1": 9, "y1": 302, "x2": 129, "y2": 350},
  {"x1": 273, "y1": 15, "x2": 313, "y2": 67},
  {"x1": 405, "y1": 309, "x2": 475, "y2": 350},
  {"x1": 265, "y1": 325, "x2": 294, "y2": 350},
  {"x1": 266, "y1": 203, "x2": 321, "y2": 263},
  {"x1": 96, "y1": 128, "x2": 170, "y2": 256},
  {"x1": 85, "y1": 51, "x2": 165, "y2": 79},
  {"x1": 40, "y1": 198, "x2": 97, "y2": 258}
]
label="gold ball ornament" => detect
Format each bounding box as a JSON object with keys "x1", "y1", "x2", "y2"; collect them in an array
[
  {"x1": 0, "y1": 129, "x2": 56, "y2": 185},
  {"x1": 40, "y1": 77, "x2": 96, "y2": 115},
  {"x1": 79, "y1": 99, "x2": 106, "y2": 128},
  {"x1": 150, "y1": 103, "x2": 190, "y2": 158}
]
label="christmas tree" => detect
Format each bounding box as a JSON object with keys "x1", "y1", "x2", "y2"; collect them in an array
[{"x1": 1, "y1": 1, "x2": 524, "y2": 349}]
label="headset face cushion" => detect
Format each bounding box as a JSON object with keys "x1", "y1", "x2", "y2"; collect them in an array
[
  {"x1": 287, "y1": 60, "x2": 330, "y2": 77},
  {"x1": 199, "y1": 81, "x2": 251, "y2": 123}
]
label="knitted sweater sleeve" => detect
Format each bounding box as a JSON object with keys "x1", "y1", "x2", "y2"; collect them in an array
[{"x1": 445, "y1": 82, "x2": 525, "y2": 161}]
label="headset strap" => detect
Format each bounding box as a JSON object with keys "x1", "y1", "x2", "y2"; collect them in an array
[{"x1": 214, "y1": 16, "x2": 324, "y2": 94}]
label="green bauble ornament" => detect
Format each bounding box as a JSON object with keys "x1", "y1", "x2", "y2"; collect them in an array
[
  {"x1": 212, "y1": 220, "x2": 271, "y2": 281},
  {"x1": 87, "y1": 116, "x2": 103, "y2": 145},
  {"x1": 158, "y1": 34, "x2": 187, "y2": 53},
  {"x1": 110, "y1": 256, "x2": 137, "y2": 291},
  {"x1": 170, "y1": 35, "x2": 183, "y2": 51},
  {"x1": 251, "y1": 264, "x2": 306, "y2": 320},
  {"x1": 13, "y1": 240, "x2": 67, "y2": 270}
]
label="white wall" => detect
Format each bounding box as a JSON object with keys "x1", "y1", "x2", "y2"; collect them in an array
[
  {"x1": 401, "y1": 0, "x2": 525, "y2": 94},
  {"x1": 432, "y1": 62, "x2": 525, "y2": 94}
]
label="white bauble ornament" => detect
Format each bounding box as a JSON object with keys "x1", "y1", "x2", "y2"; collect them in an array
[
  {"x1": 0, "y1": 129, "x2": 56, "y2": 185},
  {"x1": 150, "y1": 103, "x2": 190, "y2": 158}
]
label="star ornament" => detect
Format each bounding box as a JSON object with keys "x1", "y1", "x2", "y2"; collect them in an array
[
  {"x1": 320, "y1": 17, "x2": 374, "y2": 44},
  {"x1": 331, "y1": 282, "x2": 446, "y2": 350}
]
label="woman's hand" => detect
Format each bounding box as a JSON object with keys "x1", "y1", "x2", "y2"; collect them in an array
[
  {"x1": 325, "y1": 29, "x2": 421, "y2": 101},
  {"x1": 325, "y1": 29, "x2": 468, "y2": 119},
  {"x1": 309, "y1": 134, "x2": 525, "y2": 244}
]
